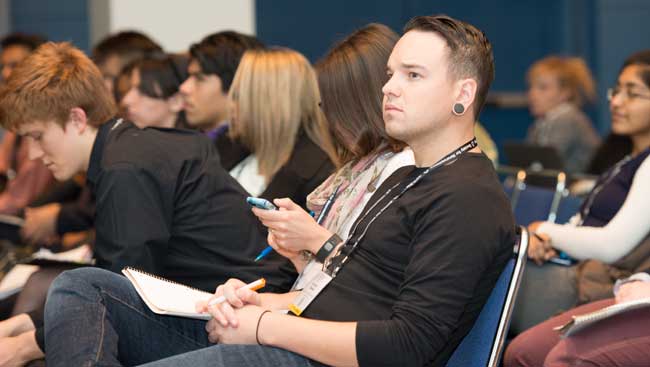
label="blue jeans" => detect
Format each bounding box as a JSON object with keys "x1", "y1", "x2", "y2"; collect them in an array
[
  {"x1": 137, "y1": 345, "x2": 317, "y2": 367},
  {"x1": 44, "y1": 268, "x2": 318, "y2": 367},
  {"x1": 44, "y1": 268, "x2": 211, "y2": 366}
]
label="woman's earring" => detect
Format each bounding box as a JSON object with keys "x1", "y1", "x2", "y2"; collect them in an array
[{"x1": 452, "y1": 103, "x2": 465, "y2": 116}]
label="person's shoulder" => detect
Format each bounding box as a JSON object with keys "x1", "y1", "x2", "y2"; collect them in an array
[
  {"x1": 421, "y1": 153, "x2": 508, "y2": 209},
  {"x1": 284, "y1": 134, "x2": 333, "y2": 180},
  {"x1": 553, "y1": 104, "x2": 595, "y2": 130},
  {"x1": 436, "y1": 153, "x2": 497, "y2": 185},
  {"x1": 104, "y1": 123, "x2": 213, "y2": 169}
]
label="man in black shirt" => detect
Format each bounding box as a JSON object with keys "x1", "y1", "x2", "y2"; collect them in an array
[
  {"x1": 0, "y1": 42, "x2": 295, "y2": 364},
  {"x1": 42, "y1": 15, "x2": 515, "y2": 367}
]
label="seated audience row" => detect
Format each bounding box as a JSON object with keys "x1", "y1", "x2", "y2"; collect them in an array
[
  {"x1": 0, "y1": 15, "x2": 517, "y2": 367},
  {"x1": 507, "y1": 49, "x2": 650, "y2": 366}
]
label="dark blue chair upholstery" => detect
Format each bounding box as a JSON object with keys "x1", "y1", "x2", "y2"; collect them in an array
[
  {"x1": 556, "y1": 194, "x2": 583, "y2": 224},
  {"x1": 511, "y1": 185, "x2": 555, "y2": 226},
  {"x1": 446, "y1": 226, "x2": 529, "y2": 367}
]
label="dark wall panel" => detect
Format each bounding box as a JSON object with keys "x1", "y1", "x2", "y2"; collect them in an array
[
  {"x1": 256, "y1": 0, "x2": 407, "y2": 62},
  {"x1": 10, "y1": 0, "x2": 90, "y2": 52},
  {"x1": 594, "y1": 0, "x2": 650, "y2": 133},
  {"x1": 256, "y1": 0, "x2": 650, "y2": 162}
]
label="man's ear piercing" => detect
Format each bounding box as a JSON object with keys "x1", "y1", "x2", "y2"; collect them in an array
[{"x1": 452, "y1": 103, "x2": 465, "y2": 116}]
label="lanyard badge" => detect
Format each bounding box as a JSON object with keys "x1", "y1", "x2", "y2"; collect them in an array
[{"x1": 289, "y1": 138, "x2": 478, "y2": 315}]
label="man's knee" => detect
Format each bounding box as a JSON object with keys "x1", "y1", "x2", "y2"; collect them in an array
[{"x1": 47, "y1": 267, "x2": 125, "y2": 305}]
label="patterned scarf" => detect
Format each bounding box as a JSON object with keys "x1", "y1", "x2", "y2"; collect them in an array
[{"x1": 307, "y1": 150, "x2": 396, "y2": 235}]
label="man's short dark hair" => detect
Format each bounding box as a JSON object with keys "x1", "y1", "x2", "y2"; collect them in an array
[
  {"x1": 92, "y1": 30, "x2": 163, "y2": 66},
  {"x1": 189, "y1": 31, "x2": 264, "y2": 93},
  {"x1": 404, "y1": 15, "x2": 495, "y2": 119},
  {"x1": 1, "y1": 33, "x2": 46, "y2": 51}
]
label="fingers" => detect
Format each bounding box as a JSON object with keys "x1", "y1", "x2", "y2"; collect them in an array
[
  {"x1": 267, "y1": 231, "x2": 277, "y2": 246},
  {"x1": 527, "y1": 235, "x2": 555, "y2": 266},
  {"x1": 206, "y1": 318, "x2": 221, "y2": 344},
  {"x1": 220, "y1": 302, "x2": 239, "y2": 327},
  {"x1": 224, "y1": 278, "x2": 246, "y2": 288},
  {"x1": 223, "y1": 284, "x2": 244, "y2": 308},
  {"x1": 204, "y1": 279, "x2": 252, "y2": 314},
  {"x1": 252, "y1": 206, "x2": 286, "y2": 221},
  {"x1": 195, "y1": 300, "x2": 209, "y2": 313},
  {"x1": 528, "y1": 241, "x2": 546, "y2": 265},
  {"x1": 236, "y1": 287, "x2": 262, "y2": 306},
  {"x1": 538, "y1": 235, "x2": 552, "y2": 251},
  {"x1": 273, "y1": 198, "x2": 299, "y2": 210},
  {"x1": 527, "y1": 238, "x2": 539, "y2": 259},
  {"x1": 207, "y1": 302, "x2": 230, "y2": 327},
  {"x1": 528, "y1": 221, "x2": 543, "y2": 233},
  {"x1": 544, "y1": 249, "x2": 558, "y2": 261}
]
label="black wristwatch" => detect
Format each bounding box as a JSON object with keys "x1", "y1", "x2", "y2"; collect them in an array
[{"x1": 315, "y1": 234, "x2": 342, "y2": 263}]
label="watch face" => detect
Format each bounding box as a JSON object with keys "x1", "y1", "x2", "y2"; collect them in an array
[{"x1": 324, "y1": 242, "x2": 334, "y2": 251}]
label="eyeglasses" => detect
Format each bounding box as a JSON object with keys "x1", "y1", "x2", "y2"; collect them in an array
[{"x1": 607, "y1": 87, "x2": 650, "y2": 102}]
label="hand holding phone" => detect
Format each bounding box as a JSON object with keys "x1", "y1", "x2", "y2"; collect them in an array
[
  {"x1": 248, "y1": 197, "x2": 278, "y2": 262},
  {"x1": 246, "y1": 197, "x2": 278, "y2": 211}
]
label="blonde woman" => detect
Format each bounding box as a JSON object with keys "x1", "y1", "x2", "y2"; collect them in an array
[
  {"x1": 228, "y1": 48, "x2": 335, "y2": 209},
  {"x1": 526, "y1": 56, "x2": 601, "y2": 173}
]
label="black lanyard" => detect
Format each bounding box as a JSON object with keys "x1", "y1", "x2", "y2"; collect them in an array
[
  {"x1": 578, "y1": 155, "x2": 631, "y2": 226},
  {"x1": 324, "y1": 138, "x2": 478, "y2": 277}
]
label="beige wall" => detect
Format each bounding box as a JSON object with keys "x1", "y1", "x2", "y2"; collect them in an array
[{"x1": 90, "y1": 0, "x2": 255, "y2": 52}]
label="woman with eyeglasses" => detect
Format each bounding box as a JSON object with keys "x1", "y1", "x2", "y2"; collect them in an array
[
  {"x1": 506, "y1": 50, "x2": 650, "y2": 351},
  {"x1": 526, "y1": 56, "x2": 601, "y2": 173}
]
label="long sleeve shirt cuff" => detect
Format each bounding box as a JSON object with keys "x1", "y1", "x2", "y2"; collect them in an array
[{"x1": 613, "y1": 272, "x2": 650, "y2": 296}]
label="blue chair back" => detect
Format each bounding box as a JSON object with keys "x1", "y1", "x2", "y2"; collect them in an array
[
  {"x1": 556, "y1": 194, "x2": 583, "y2": 224},
  {"x1": 446, "y1": 226, "x2": 529, "y2": 367},
  {"x1": 511, "y1": 186, "x2": 555, "y2": 225}
]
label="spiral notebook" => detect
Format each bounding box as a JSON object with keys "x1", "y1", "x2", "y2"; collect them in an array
[
  {"x1": 122, "y1": 267, "x2": 213, "y2": 320},
  {"x1": 554, "y1": 298, "x2": 650, "y2": 336}
]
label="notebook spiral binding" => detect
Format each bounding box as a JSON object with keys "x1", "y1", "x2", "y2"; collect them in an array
[{"x1": 123, "y1": 267, "x2": 209, "y2": 294}]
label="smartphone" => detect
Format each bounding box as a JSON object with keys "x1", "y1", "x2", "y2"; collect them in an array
[
  {"x1": 548, "y1": 252, "x2": 577, "y2": 266},
  {"x1": 548, "y1": 257, "x2": 574, "y2": 266},
  {"x1": 246, "y1": 197, "x2": 278, "y2": 210}
]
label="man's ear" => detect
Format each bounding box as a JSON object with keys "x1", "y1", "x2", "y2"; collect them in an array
[
  {"x1": 67, "y1": 107, "x2": 89, "y2": 134},
  {"x1": 454, "y1": 78, "x2": 478, "y2": 115}
]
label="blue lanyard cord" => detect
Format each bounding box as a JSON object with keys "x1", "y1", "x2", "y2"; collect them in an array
[{"x1": 324, "y1": 138, "x2": 478, "y2": 277}]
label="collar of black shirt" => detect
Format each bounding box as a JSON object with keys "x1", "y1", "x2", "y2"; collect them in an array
[{"x1": 86, "y1": 117, "x2": 120, "y2": 186}]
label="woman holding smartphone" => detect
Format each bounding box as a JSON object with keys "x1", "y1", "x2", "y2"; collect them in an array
[{"x1": 252, "y1": 23, "x2": 414, "y2": 274}]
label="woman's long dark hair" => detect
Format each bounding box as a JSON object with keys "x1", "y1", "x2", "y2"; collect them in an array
[{"x1": 316, "y1": 23, "x2": 405, "y2": 165}]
